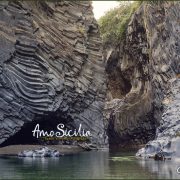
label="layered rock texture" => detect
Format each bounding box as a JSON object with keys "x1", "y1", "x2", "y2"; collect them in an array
[
  {"x1": 136, "y1": 79, "x2": 180, "y2": 158},
  {"x1": 104, "y1": 2, "x2": 180, "y2": 148},
  {"x1": 0, "y1": 0, "x2": 179, "y2": 151},
  {"x1": 0, "y1": 1, "x2": 107, "y2": 147}
]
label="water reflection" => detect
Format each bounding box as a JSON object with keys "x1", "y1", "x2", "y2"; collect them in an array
[
  {"x1": 0, "y1": 152, "x2": 109, "y2": 179},
  {"x1": 0, "y1": 156, "x2": 23, "y2": 179},
  {"x1": 0, "y1": 151, "x2": 179, "y2": 179},
  {"x1": 137, "y1": 157, "x2": 180, "y2": 179}
]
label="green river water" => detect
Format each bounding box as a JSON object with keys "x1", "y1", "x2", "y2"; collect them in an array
[{"x1": 0, "y1": 151, "x2": 179, "y2": 179}]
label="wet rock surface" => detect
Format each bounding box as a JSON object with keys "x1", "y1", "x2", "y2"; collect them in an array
[
  {"x1": 0, "y1": 1, "x2": 107, "y2": 147},
  {"x1": 136, "y1": 79, "x2": 180, "y2": 159},
  {"x1": 104, "y1": 2, "x2": 180, "y2": 147},
  {"x1": 18, "y1": 147, "x2": 63, "y2": 157}
]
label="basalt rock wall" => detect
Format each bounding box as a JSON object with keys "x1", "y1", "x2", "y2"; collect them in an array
[
  {"x1": 0, "y1": 1, "x2": 108, "y2": 147},
  {"x1": 105, "y1": 2, "x2": 180, "y2": 148}
]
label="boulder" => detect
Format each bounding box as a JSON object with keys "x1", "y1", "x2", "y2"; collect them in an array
[{"x1": 18, "y1": 147, "x2": 63, "y2": 157}]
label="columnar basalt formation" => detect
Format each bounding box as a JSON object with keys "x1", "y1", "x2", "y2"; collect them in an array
[
  {"x1": 104, "y1": 2, "x2": 180, "y2": 148},
  {"x1": 0, "y1": 1, "x2": 179, "y2": 151},
  {"x1": 0, "y1": 1, "x2": 108, "y2": 147}
]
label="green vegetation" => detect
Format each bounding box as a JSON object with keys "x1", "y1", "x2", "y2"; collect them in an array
[
  {"x1": 146, "y1": 0, "x2": 168, "y2": 5},
  {"x1": 98, "y1": 1, "x2": 142, "y2": 46}
]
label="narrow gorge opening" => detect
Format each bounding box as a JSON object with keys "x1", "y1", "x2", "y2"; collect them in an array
[{"x1": 0, "y1": 112, "x2": 74, "y2": 147}]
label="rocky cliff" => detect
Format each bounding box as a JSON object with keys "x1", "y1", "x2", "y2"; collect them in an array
[
  {"x1": 0, "y1": 1, "x2": 108, "y2": 147},
  {"x1": 0, "y1": 1, "x2": 179, "y2": 152},
  {"x1": 136, "y1": 78, "x2": 180, "y2": 158},
  {"x1": 104, "y1": 1, "x2": 180, "y2": 148}
]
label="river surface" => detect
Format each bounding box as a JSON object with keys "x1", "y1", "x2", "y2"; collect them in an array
[{"x1": 0, "y1": 151, "x2": 180, "y2": 179}]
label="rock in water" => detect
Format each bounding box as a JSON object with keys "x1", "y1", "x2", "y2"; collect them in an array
[
  {"x1": 18, "y1": 147, "x2": 63, "y2": 157},
  {"x1": 0, "y1": 1, "x2": 108, "y2": 148}
]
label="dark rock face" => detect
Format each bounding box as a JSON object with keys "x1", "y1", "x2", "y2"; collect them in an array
[
  {"x1": 136, "y1": 79, "x2": 180, "y2": 158},
  {"x1": 0, "y1": 1, "x2": 108, "y2": 147},
  {"x1": 104, "y1": 2, "x2": 180, "y2": 148}
]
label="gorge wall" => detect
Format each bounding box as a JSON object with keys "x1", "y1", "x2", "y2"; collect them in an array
[
  {"x1": 104, "y1": 1, "x2": 180, "y2": 148},
  {"x1": 0, "y1": 1, "x2": 179, "y2": 151},
  {"x1": 0, "y1": 1, "x2": 108, "y2": 147}
]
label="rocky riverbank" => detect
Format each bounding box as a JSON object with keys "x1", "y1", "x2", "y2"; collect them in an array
[{"x1": 0, "y1": 145, "x2": 84, "y2": 156}]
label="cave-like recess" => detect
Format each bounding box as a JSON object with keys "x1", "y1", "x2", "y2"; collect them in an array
[{"x1": 0, "y1": 112, "x2": 75, "y2": 147}]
